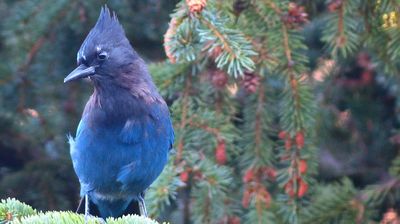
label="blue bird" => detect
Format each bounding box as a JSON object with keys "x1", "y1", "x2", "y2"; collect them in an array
[{"x1": 64, "y1": 6, "x2": 174, "y2": 219}]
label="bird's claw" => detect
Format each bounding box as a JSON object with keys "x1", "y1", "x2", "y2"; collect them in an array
[
  {"x1": 138, "y1": 193, "x2": 148, "y2": 217},
  {"x1": 83, "y1": 194, "x2": 106, "y2": 224},
  {"x1": 84, "y1": 214, "x2": 105, "y2": 224}
]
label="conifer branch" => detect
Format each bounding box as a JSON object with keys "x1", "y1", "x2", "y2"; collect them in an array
[
  {"x1": 203, "y1": 192, "x2": 211, "y2": 224},
  {"x1": 264, "y1": 0, "x2": 282, "y2": 15},
  {"x1": 337, "y1": 2, "x2": 345, "y2": 40},
  {"x1": 323, "y1": 0, "x2": 360, "y2": 58},
  {"x1": 188, "y1": 119, "x2": 222, "y2": 141},
  {"x1": 335, "y1": 0, "x2": 346, "y2": 53},
  {"x1": 197, "y1": 9, "x2": 257, "y2": 77},
  {"x1": 282, "y1": 25, "x2": 292, "y2": 65},
  {"x1": 254, "y1": 83, "x2": 265, "y2": 159},
  {"x1": 198, "y1": 16, "x2": 235, "y2": 58},
  {"x1": 17, "y1": 2, "x2": 73, "y2": 74},
  {"x1": 281, "y1": 23, "x2": 302, "y2": 128},
  {"x1": 176, "y1": 77, "x2": 191, "y2": 163},
  {"x1": 15, "y1": 2, "x2": 74, "y2": 111},
  {"x1": 251, "y1": 38, "x2": 280, "y2": 65}
]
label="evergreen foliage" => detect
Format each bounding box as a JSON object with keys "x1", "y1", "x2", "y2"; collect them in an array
[
  {"x1": 301, "y1": 178, "x2": 373, "y2": 224},
  {"x1": 0, "y1": 198, "x2": 36, "y2": 222},
  {"x1": 0, "y1": 198, "x2": 159, "y2": 224}
]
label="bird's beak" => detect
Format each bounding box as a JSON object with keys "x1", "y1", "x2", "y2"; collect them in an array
[{"x1": 64, "y1": 64, "x2": 96, "y2": 83}]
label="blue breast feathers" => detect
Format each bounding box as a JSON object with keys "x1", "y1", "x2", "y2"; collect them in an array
[{"x1": 69, "y1": 100, "x2": 174, "y2": 197}]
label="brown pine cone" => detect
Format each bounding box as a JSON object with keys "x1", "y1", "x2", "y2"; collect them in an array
[
  {"x1": 215, "y1": 139, "x2": 227, "y2": 165},
  {"x1": 328, "y1": 0, "x2": 343, "y2": 12},
  {"x1": 186, "y1": 0, "x2": 207, "y2": 13},
  {"x1": 233, "y1": 0, "x2": 250, "y2": 16},
  {"x1": 211, "y1": 69, "x2": 229, "y2": 89},
  {"x1": 209, "y1": 45, "x2": 223, "y2": 60},
  {"x1": 242, "y1": 72, "x2": 261, "y2": 93},
  {"x1": 282, "y1": 2, "x2": 308, "y2": 29},
  {"x1": 381, "y1": 209, "x2": 400, "y2": 224}
]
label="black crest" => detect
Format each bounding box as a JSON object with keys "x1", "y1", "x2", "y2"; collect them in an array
[
  {"x1": 93, "y1": 5, "x2": 124, "y2": 37},
  {"x1": 77, "y1": 5, "x2": 128, "y2": 64}
]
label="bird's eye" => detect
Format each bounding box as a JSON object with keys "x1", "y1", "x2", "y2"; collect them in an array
[{"x1": 97, "y1": 52, "x2": 108, "y2": 60}]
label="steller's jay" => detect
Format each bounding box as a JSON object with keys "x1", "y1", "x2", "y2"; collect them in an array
[{"x1": 64, "y1": 6, "x2": 174, "y2": 220}]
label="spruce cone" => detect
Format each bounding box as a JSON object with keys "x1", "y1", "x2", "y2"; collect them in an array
[
  {"x1": 258, "y1": 186, "x2": 272, "y2": 208},
  {"x1": 209, "y1": 45, "x2": 223, "y2": 59},
  {"x1": 243, "y1": 169, "x2": 254, "y2": 183},
  {"x1": 233, "y1": 0, "x2": 250, "y2": 16},
  {"x1": 241, "y1": 187, "x2": 252, "y2": 208},
  {"x1": 180, "y1": 170, "x2": 189, "y2": 182},
  {"x1": 297, "y1": 178, "x2": 308, "y2": 197},
  {"x1": 186, "y1": 0, "x2": 207, "y2": 13},
  {"x1": 215, "y1": 139, "x2": 227, "y2": 165},
  {"x1": 242, "y1": 72, "x2": 260, "y2": 93},
  {"x1": 295, "y1": 131, "x2": 305, "y2": 149},
  {"x1": 282, "y1": 2, "x2": 308, "y2": 29},
  {"x1": 211, "y1": 69, "x2": 228, "y2": 89},
  {"x1": 228, "y1": 216, "x2": 241, "y2": 224},
  {"x1": 299, "y1": 160, "x2": 308, "y2": 174},
  {"x1": 328, "y1": 0, "x2": 343, "y2": 12},
  {"x1": 381, "y1": 209, "x2": 400, "y2": 224}
]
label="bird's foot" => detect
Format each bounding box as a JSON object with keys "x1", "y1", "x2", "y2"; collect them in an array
[
  {"x1": 83, "y1": 194, "x2": 106, "y2": 224},
  {"x1": 84, "y1": 214, "x2": 105, "y2": 224},
  {"x1": 138, "y1": 193, "x2": 148, "y2": 217}
]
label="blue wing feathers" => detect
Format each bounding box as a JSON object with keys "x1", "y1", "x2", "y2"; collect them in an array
[
  {"x1": 116, "y1": 102, "x2": 173, "y2": 188},
  {"x1": 119, "y1": 119, "x2": 142, "y2": 144}
]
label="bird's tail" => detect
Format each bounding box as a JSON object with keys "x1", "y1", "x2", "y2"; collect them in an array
[
  {"x1": 76, "y1": 197, "x2": 140, "y2": 218},
  {"x1": 122, "y1": 200, "x2": 140, "y2": 216}
]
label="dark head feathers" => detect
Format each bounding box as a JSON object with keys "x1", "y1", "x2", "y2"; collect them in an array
[
  {"x1": 94, "y1": 5, "x2": 124, "y2": 35},
  {"x1": 77, "y1": 5, "x2": 131, "y2": 65}
]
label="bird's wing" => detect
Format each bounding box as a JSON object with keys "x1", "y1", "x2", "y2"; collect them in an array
[
  {"x1": 119, "y1": 118, "x2": 143, "y2": 144},
  {"x1": 118, "y1": 101, "x2": 174, "y2": 148},
  {"x1": 116, "y1": 101, "x2": 174, "y2": 188}
]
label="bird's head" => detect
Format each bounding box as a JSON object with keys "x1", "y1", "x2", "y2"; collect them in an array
[{"x1": 64, "y1": 6, "x2": 137, "y2": 84}]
